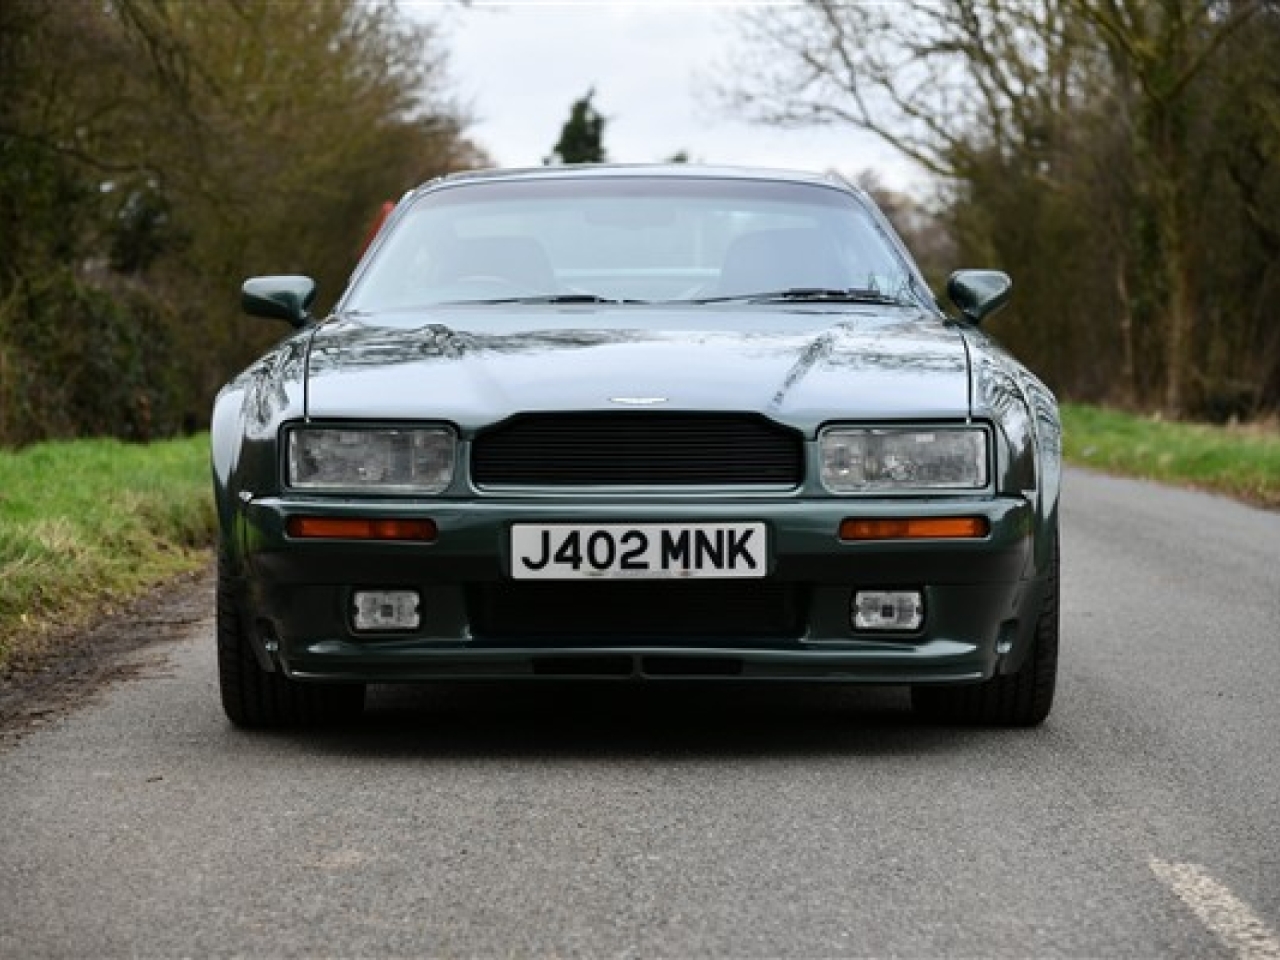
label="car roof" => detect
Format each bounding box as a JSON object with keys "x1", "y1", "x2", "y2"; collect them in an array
[{"x1": 416, "y1": 163, "x2": 858, "y2": 195}]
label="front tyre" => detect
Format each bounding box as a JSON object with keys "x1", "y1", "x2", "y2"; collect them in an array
[
  {"x1": 217, "y1": 545, "x2": 365, "y2": 728},
  {"x1": 911, "y1": 535, "x2": 1060, "y2": 727}
]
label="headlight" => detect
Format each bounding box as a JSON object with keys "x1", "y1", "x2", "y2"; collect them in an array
[
  {"x1": 287, "y1": 426, "x2": 455, "y2": 493},
  {"x1": 820, "y1": 427, "x2": 988, "y2": 493}
]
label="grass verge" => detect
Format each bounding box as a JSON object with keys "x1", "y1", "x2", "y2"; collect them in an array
[
  {"x1": 0, "y1": 434, "x2": 214, "y2": 673},
  {"x1": 1062, "y1": 403, "x2": 1280, "y2": 508}
]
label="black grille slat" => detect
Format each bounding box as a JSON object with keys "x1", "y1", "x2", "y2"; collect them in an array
[
  {"x1": 470, "y1": 581, "x2": 803, "y2": 640},
  {"x1": 472, "y1": 413, "x2": 803, "y2": 486}
]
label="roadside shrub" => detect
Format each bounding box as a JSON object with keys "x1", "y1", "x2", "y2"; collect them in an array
[{"x1": 0, "y1": 272, "x2": 193, "y2": 446}]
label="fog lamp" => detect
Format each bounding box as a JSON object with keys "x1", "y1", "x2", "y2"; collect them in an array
[
  {"x1": 852, "y1": 590, "x2": 923, "y2": 631},
  {"x1": 353, "y1": 590, "x2": 420, "y2": 632}
]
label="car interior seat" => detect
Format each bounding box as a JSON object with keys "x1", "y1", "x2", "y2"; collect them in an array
[{"x1": 715, "y1": 227, "x2": 847, "y2": 297}]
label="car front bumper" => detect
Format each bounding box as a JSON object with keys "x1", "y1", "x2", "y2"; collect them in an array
[{"x1": 229, "y1": 494, "x2": 1049, "y2": 685}]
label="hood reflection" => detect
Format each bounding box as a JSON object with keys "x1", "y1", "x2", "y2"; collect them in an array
[{"x1": 303, "y1": 307, "x2": 972, "y2": 429}]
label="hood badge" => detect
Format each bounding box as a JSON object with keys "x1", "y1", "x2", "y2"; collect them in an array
[{"x1": 609, "y1": 396, "x2": 668, "y2": 405}]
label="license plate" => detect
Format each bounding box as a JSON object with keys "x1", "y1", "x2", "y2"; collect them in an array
[{"x1": 510, "y1": 522, "x2": 768, "y2": 580}]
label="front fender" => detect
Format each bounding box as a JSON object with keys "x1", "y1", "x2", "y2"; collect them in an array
[{"x1": 210, "y1": 331, "x2": 313, "y2": 562}]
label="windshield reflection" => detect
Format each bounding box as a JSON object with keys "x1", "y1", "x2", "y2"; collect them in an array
[{"x1": 344, "y1": 177, "x2": 920, "y2": 311}]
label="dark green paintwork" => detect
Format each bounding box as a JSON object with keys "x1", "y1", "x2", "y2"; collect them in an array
[
  {"x1": 211, "y1": 165, "x2": 1061, "y2": 690},
  {"x1": 947, "y1": 270, "x2": 1013, "y2": 325},
  {"x1": 241, "y1": 276, "x2": 317, "y2": 328}
]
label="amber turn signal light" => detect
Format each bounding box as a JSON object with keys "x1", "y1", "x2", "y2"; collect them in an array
[
  {"x1": 286, "y1": 516, "x2": 438, "y2": 541},
  {"x1": 839, "y1": 517, "x2": 989, "y2": 541}
]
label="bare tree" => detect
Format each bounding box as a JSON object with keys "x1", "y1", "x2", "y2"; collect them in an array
[
  {"x1": 722, "y1": 0, "x2": 1271, "y2": 418},
  {"x1": 0, "y1": 0, "x2": 485, "y2": 444}
]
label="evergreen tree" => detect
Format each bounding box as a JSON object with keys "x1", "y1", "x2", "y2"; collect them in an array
[{"x1": 547, "y1": 90, "x2": 607, "y2": 164}]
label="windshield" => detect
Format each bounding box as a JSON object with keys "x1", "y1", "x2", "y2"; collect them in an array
[{"x1": 344, "y1": 176, "x2": 920, "y2": 310}]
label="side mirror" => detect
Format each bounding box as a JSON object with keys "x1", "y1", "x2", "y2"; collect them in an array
[
  {"x1": 947, "y1": 270, "x2": 1012, "y2": 325},
  {"x1": 241, "y1": 276, "x2": 317, "y2": 328}
]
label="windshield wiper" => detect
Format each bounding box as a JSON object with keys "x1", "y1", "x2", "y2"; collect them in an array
[
  {"x1": 463, "y1": 293, "x2": 645, "y2": 305},
  {"x1": 692, "y1": 287, "x2": 906, "y2": 305}
]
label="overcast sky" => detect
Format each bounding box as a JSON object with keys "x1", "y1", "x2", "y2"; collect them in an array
[{"x1": 404, "y1": 1, "x2": 928, "y2": 192}]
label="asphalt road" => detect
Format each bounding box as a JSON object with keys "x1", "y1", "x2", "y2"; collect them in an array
[{"x1": 2, "y1": 467, "x2": 1279, "y2": 958}]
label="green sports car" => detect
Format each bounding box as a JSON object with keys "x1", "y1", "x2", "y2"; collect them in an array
[{"x1": 212, "y1": 164, "x2": 1061, "y2": 728}]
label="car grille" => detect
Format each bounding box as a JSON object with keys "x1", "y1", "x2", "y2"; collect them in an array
[
  {"x1": 469, "y1": 581, "x2": 805, "y2": 641},
  {"x1": 471, "y1": 412, "x2": 804, "y2": 486}
]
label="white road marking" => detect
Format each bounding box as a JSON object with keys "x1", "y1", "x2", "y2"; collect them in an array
[{"x1": 1150, "y1": 858, "x2": 1280, "y2": 960}]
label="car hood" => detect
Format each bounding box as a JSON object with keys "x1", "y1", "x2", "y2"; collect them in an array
[{"x1": 303, "y1": 305, "x2": 972, "y2": 435}]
